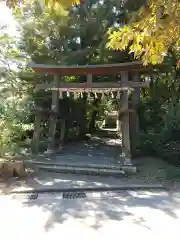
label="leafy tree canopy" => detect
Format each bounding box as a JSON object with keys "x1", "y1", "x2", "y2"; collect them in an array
[
  {"x1": 107, "y1": 0, "x2": 180, "y2": 65},
  {"x1": 6, "y1": 0, "x2": 180, "y2": 66},
  {"x1": 6, "y1": 0, "x2": 80, "y2": 9}
]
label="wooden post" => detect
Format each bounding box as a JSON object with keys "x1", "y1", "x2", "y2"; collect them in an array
[
  {"x1": 87, "y1": 74, "x2": 92, "y2": 85},
  {"x1": 120, "y1": 71, "x2": 132, "y2": 165},
  {"x1": 129, "y1": 72, "x2": 140, "y2": 157},
  {"x1": 116, "y1": 91, "x2": 121, "y2": 133},
  {"x1": 32, "y1": 112, "x2": 41, "y2": 154},
  {"x1": 46, "y1": 74, "x2": 59, "y2": 154},
  {"x1": 79, "y1": 74, "x2": 92, "y2": 138},
  {"x1": 58, "y1": 91, "x2": 65, "y2": 152}
]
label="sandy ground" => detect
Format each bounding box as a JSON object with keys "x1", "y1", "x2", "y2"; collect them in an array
[
  {"x1": 1, "y1": 189, "x2": 180, "y2": 240},
  {"x1": 0, "y1": 154, "x2": 179, "y2": 194},
  {"x1": 1, "y1": 133, "x2": 180, "y2": 239},
  {"x1": 0, "y1": 157, "x2": 180, "y2": 240}
]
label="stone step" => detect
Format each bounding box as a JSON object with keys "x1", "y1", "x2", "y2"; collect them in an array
[
  {"x1": 26, "y1": 160, "x2": 137, "y2": 173},
  {"x1": 27, "y1": 160, "x2": 121, "y2": 169},
  {"x1": 34, "y1": 164, "x2": 126, "y2": 177},
  {"x1": 26, "y1": 160, "x2": 137, "y2": 176}
]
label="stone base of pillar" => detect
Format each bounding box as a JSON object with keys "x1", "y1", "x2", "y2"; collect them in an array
[
  {"x1": 123, "y1": 157, "x2": 133, "y2": 166},
  {"x1": 117, "y1": 154, "x2": 137, "y2": 173},
  {"x1": 56, "y1": 145, "x2": 64, "y2": 153},
  {"x1": 44, "y1": 149, "x2": 56, "y2": 155}
]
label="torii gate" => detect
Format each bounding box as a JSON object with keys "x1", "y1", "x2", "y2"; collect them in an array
[{"x1": 28, "y1": 61, "x2": 151, "y2": 166}]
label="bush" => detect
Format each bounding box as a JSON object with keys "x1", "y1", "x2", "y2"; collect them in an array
[
  {"x1": 0, "y1": 93, "x2": 33, "y2": 156},
  {"x1": 139, "y1": 101, "x2": 180, "y2": 166}
]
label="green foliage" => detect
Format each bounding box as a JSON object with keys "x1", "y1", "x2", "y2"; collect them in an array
[
  {"x1": 107, "y1": 0, "x2": 180, "y2": 65},
  {"x1": 4, "y1": 0, "x2": 180, "y2": 169},
  {"x1": 0, "y1": 28, "x2": 33, "y2": 156},
  {"x1": 0, "y1": 82, "x2": 33, "y2": 156},
  {"x1": 139, "y1": 100, "x2": 180, "y2": 166},
  {"x1": 8, "y1": 0, "x2": 180, "y2": 65},
  {"x1": 11, "y1": 0, "x2": 129, "y2": 139},
  {"x1": 6, "y1": 0, "x2": 78, "y2": 12}
]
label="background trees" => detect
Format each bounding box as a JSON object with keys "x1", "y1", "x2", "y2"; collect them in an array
[
  {"x1": 107, "y1": 0, "x2": 180, "y2": 65},
  {"x1": 1, "y1": 0, "x2": 180, "y2": 165}
]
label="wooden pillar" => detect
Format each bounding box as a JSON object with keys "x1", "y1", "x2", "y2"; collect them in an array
[
  {"x1": 129, "y1": 72, "x2": 140, "y2": 157},
  {"x1": 58, "y1": 91, "x2": 65, "y2": 151},
  {"x1": 120, "y1": 71, "x2": 132, "y2": 165},
  {"x1": 87, "y1": 74, "x2": 92, "y2": 85},
  {"x1": 116, "y1": 91, "x2": 121, "y2": 133},
  {"x1": 79, "y1": 74, "x2": 92, "y2": 137},
  {"x1": 46, "y1": 74, "x2": 59, "y2": 153},
  {"x1": 87, "y1": 74, "x2": 95, "y2": 133},
  {"x1": 32, "y1": 112, "x2": 41, "y2": 154}
]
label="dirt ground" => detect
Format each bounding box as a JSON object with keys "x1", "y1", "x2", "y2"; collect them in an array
[
  {"x1": 1, "y1": 187, "x2": 180, "y2": 240},
  {"x1": 1, "y1": 132, "x2": 180, "y2": 193},
  {"x1": 0, "y1": 155, "x2": 180, "y2": 194}
]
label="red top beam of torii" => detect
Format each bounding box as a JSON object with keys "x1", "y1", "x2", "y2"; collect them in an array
[{"x1": 27, "y1": 61, "x2": 151, "y2": 76}]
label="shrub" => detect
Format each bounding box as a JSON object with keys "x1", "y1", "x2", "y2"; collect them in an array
[{"x1": 139, "y1": 101, "x2": 180, "y2": 166}]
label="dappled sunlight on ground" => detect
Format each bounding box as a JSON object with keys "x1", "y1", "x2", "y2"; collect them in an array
[
  {"x1": 50, "y1": 134, "x2": 122, "y2": 165},
  {"x1": 1, "y1": 189, "x2": 180, "y2": 240},
  {"x1": 0, "y1": 134, "x2": 180, "y2": 239},
  {"x1": 5, "y1": 172, "x2": 124, "y2": 193}
]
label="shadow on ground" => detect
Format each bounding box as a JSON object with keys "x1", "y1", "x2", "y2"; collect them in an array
[
  {"x1": 1, "y1": 131, "x2": 180, "y2": 233},
  {"x1": 20, "y1": 187, "x2": 180, "y2": 232},
  {"x1": 50, "y1": 134, "x2": 122, "y2": 165},
  {"x1": 8, "y1": 169, "x2": 180, "y2": 232}
]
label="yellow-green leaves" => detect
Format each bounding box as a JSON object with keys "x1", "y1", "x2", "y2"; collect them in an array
[
  {"x1": 107, "y1": 0, "x2": 180, "y2": 65},
  {"x1": 43, "y1": 0, "x2": 80, "y2": 9},
  {"x1": 107, "y1": 26, "x2": 133, "y2": 51},
  {"x1": 6, "y1": 0, "x2": 80, "y2": 10}
]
